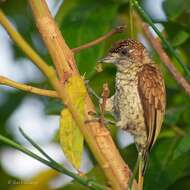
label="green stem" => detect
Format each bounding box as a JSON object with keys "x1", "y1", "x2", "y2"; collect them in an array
[
  {"x1": 0, "y1": 134, "x2": 107, "y2": 190},
  {"x1": 129, "y1": 154, "x2": 140, "y2": 190},
  {"x1": 19, "y1": 128, "x2": 55, "y2": 163},
  {"x1": 129, "y1": 0, "x2": 134, "y2": 38},
  {"x1": 132, "y1": 0, "x2": 190, "y2": 78}
]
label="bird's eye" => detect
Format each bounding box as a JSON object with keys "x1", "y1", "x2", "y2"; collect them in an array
[{"x1": 120, "y1": 49, "x2": 128, "y2": 55}]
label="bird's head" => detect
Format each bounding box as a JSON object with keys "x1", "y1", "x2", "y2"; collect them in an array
[{"x1": 99, "y1": 39, "x2": 148, "y2": 70}]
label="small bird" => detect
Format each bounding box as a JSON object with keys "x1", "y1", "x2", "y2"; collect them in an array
[{"x1": 99, "y1": 39, "x2": 166, "y2": 188}]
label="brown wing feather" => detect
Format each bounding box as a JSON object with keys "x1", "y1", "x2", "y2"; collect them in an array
[{"x1": 138, "y1": 64, "x2": 166, "y2": 152}]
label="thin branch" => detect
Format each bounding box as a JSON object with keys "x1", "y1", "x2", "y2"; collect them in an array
[
  {"x1": 99, "y1": 83, "x2": 110, "y2": 127},
  {"x1": 19, "y1": 127, "x2": 57, "y2": 163},
  {"x1": 0, "y1": 133, "x2": 107, "y2": 190},
  {"x1": 0, "y1": 76, "x2": 59, "y2": 98},
  {"x1": 0, "y1": 8, "x2": 67, "y2": 108},
  {"x1": 143, "y1": 23, "x2": 190, "y2": 97},
  {"x1": 132, "y1": 0, "x2": 190, "y2": 78},
  {"x1": 19, "y1": 127, "x2": 108, "y2": 190},
  {"x1": 29, "y1": 1, "x2": 136, "y2": 190},
  {"x1": 72, "y1": 26, "x2": 126, "y2": 53}
]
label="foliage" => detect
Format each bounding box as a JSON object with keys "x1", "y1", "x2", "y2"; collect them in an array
[
  {"x1": 0, "y1": 0, "x2": 190, "y2": 190},
  {"x1": 60, "y1": 108, "x2": 84, "y2": 169}
]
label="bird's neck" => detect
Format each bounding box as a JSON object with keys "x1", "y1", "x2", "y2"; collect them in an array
[{"x1": 117, "y1": 52, "x2": 151, "y2": 73}]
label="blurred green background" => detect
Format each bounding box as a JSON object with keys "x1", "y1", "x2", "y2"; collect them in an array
[{"x1": 0, "y1": 0, "x2": 190, "y2": 190}]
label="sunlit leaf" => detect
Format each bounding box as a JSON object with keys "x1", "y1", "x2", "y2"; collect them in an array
[
  {"x1": 60, "y1": 108, "x2": 84, "y2": 169},
  {"x1": 59, "y1": 76, "x2": 87, "y2": 169},
  {"x1": 64, "y1": 76, "x2": 87, "y2": 121}
]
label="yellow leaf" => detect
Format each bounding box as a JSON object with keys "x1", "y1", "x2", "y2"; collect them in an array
[
  {"x1": 11, "y1": 169, "x2": 58, "y2": 190},
  {"x1": 64, "y1": 75, "x2": 87, "y2": 122},
  {"x1": 60, "y1": 108, "x2": 84, "y2": 169}
]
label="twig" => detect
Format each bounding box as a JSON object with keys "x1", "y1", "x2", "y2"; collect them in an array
[
  {"x1": 0, "y1": 132, "x2": 107, "y2": 190},
  {"x1": 132, "y1": 0, "x2": 190, "y2": 78},
  {"x1": 72, "y1": 26, "x2": 126, "y2": 53},
  {"x1": 0, "y1": 76, "x2": 59, "y2": 98},
  {"x1": 143, "y1": 24, "x2": 190, "y2": 97},
  {"x1": 19, "y1": 127, "x2": 57, "y2": 163},
  {"x1": 99, "y1": 83, "x2": 110, "y2": 127}
]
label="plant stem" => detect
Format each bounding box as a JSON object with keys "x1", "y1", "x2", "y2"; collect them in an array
[
  {"x1": 0, "y1": 133, "x2": 107, "y2": 190},
  {"x1": 129, "y1": 0, "x2": 134, "y2": 38},
  {"x1": 19, "y1": 128, "x2": 56, "y2": 163},
  {"x1": 132, "y1": 0, "x2": 190, "y2": 78},
  {"x1": 0, "y1": 76, "x2": 59, "y2": 98},
  {"x1": 0, "y1": 8, "x2": 68, "y2": 110}
]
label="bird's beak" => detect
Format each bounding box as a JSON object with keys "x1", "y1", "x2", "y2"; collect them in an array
[{"x1": 98, "y1": 54, "x2": 116, "y2": 64}]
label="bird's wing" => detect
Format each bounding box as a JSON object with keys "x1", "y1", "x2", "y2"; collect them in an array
[{"x1": 138, "y1": 64, "x2": 166, "y2": 152}]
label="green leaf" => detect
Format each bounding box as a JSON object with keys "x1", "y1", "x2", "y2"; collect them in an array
[
  {"x1": 60, "y1": 1, "x2": 119, "y2": 77},
  {"x1": 173, "y1": 131, "x2": 190, "y2": 159},
  {"x1": 164, "y1": 107, "x2": 183, "y2": 125},
  {"x1": 144, "y1": 138, "x2": 190, "y2": 190},
  {"x1": 172, "y1": 30, "x2": 189, "y2": 47},
  {"x1": 60, "y1": 109, "x2": 84, "y2": 169},
  {"x1": 45, "y1": 99, "x2": 64, "y2": 115},
  {"x1": 55, "y1": 0, "x2": 80, "y2": 27},
  {"x1": 120, "y1": 144, "x2": 138, "y2": 171},
  {"x1": 163, "y1": 0, "x2": 190, "y2": 20},
  {"x1": 167, "y1": 176, "x2": 190, "y2": 190}
]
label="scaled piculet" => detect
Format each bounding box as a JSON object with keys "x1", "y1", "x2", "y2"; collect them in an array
[{"x1": 100, "y1": 39, "x2": 166, "y2": 175}]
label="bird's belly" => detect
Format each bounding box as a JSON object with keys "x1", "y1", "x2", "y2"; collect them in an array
[{"x1": 114, "y1": 83, "x2": 147, "y2": 148}]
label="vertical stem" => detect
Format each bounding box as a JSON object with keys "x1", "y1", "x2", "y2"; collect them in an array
[
  {"x1": 138, "y1": 153, "x2": 144, "y2": 190},
  {"x1": 129, "y1": 0, "x2": 134, "y2": 38}
]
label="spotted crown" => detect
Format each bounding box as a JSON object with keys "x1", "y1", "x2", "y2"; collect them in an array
[{"x1": 109, "y1": 39, "x2": 145, "y2": 53}]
